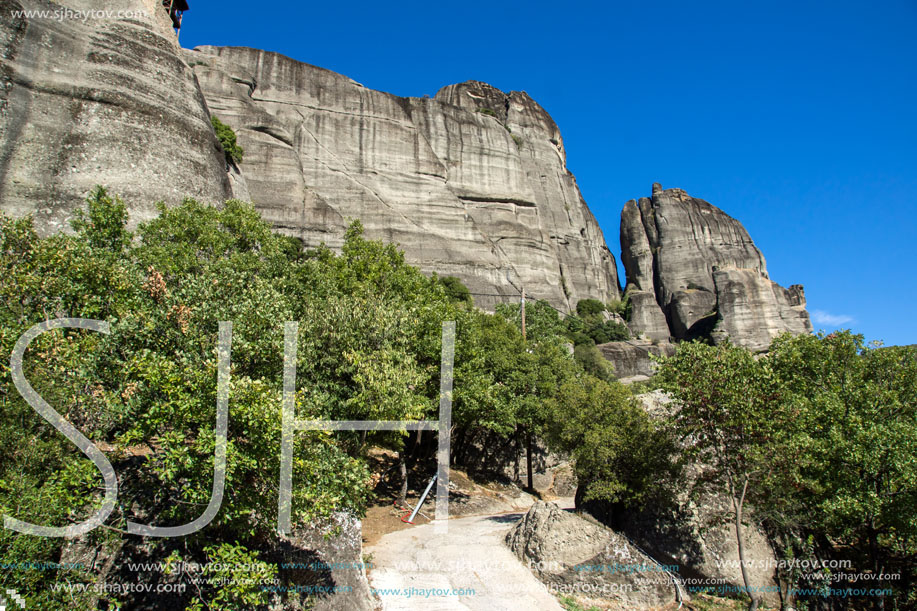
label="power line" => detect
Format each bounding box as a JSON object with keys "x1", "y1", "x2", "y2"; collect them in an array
[{"x1": 466, "y1": 291, "x2": 568, "y2": 315}]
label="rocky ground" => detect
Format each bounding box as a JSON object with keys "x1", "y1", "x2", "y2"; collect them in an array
[{"x1": 362, "y1": 446, "x2": 543, "y2": 547}]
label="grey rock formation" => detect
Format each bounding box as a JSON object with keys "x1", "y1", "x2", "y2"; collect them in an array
[
  {"x1": 710, "y1": 269, "x2": 811, "y2": 352},
  {"x1": 625, "y1": 290, "x2": 672, "y2": 343},
  {"x1": 0, "y1": 0, "x2": 231, "y2": 233},
  {"x1": 506, "y1": 501, "x2": 680, "y2": 607},
  {"x1": 620, "y1": 184, "x2": 812, "y2": 350},
  {"x1": 597, "y1": 339, "x2": 675, "y2": 382},
  {"x1": 283, "y1": 512, "x2": 374, "y2": 611},
  {"x1": 1, "y1": 3, "x2": 810, "y2": 332},
  {"x1": 186, "y1": 46, "x2": 619, "y2": 310}
]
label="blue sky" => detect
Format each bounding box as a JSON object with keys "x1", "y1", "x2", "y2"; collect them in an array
[{"x1": 180, "y1": 0, "x2": 917, "y2": 345}]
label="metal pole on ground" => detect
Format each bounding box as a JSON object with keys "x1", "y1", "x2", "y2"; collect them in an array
[{"x1": 408, "y1": 474, "x2": 437, "y2": 524}]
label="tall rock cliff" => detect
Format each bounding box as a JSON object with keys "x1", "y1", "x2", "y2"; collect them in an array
[
  {"x1": 185, "y1": 46, "x2": 620, "y2": 310},
  {"x1": 1, "y1": 5, "x2": 810, "y2": 331},
  {"x1": 0, "y1": 0, "x2": 232, "y2": 232},
  {"x1": 620, "y1": 183, "x2": 812, "y2": 351}
]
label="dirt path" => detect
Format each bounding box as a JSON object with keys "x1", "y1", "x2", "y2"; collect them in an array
[{"x1": 365, "y1": 498, "x2": 574, "y2": 610}]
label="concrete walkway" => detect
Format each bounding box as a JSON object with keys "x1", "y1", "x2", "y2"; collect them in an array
[{"x1": 366, "y1": 500, "x2": 574, "y2": 610}]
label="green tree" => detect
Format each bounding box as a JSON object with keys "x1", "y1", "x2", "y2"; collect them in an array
[
  {"x1": 436, "y1": 275, "x2": 473, "y2": 305},
  {"x1": 657, "y1": 341, "x2": 785, "y2": 611},
  {"x1": 545, "y1": 374, "x2": 676, "y2": 508},
  {"x1": 586, "y1": 319, "x2": 629, "y2": 344},
  {"x1": 70, "y1": 185, "x2": 132, "y2": 252},
  {"x1": 572, "y1": 343, "x2": 615, "y2": 382},
  {"x1": 576, "y1": 298, "x2": 606, "y2": 318},
  {"x1": 767, "y1": 331, "x2": 917, "y2": 607},
  {"x1": 0, "y1": 193, "x2": 461, "y2": 609},
  {"x1": 653, "y1": 332, "x2": 917, "y2": 610},
  {"x1": 495, "y1": 299, "x2": 566, "y2": 345}
]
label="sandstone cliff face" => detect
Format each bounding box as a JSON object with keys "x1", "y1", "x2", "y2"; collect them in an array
[
  {"x1": 186, "y1": 46, "x2": 619, "y2": 310},
  {"x1": 0, "y1": 0, "x2": 231, "y2": 233},
  {"x1": 620, "y1": 184, "x2": 812, "y2": 351},
  {"x1": 709, "y1": 269, "x2": 811, "y2": 352}
]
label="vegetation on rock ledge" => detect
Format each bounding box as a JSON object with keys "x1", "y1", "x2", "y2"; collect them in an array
[{"x1": 211, "y1": 115, "x2": 244, "y2": 166}]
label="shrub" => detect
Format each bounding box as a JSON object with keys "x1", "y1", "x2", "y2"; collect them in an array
[
  {"x1": 544, "y1": 375, "x2": 677, "y2": 508},
  {"x1": 573, "y1": 343, "x2": 614, "y2": 382},
  {"x1": 211, "y1": 115, "x2": 244, "y2": 165},
  {"x1": 587, "y1": 320, "x2": 630, "y2": 344},
  {"x1": 576, "y1": 298, "x2": 605, "y2": 318},
  {"x1": 568, "y1": 331, "x2": 594, "y2": 346},
  {"x1": 437, "y1": 275, "x2": 472, "y2": 305},
  {"x1": 70, "y1": 185, "x2": 132, "y2": 252},
  {"x1": 606, "y1": 298, "x2": 627, "y2": 317}
]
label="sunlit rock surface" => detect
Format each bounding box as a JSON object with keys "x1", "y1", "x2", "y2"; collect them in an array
[
  {"x1": 187, "y1": 46, "x2": 620, "y2": 310},
  {"x1": 620, "y1": 184, "x2": 811, "y2": 350},
  {"x1": 0, "y1": 0, "x2": 232, "y2": 233}
]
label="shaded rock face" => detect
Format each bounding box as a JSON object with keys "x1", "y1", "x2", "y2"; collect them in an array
[
  {"x1": 602, "y1": 485, "x2": 781, "y2": 608},
  {"x1": 620, "y1": 184, "x2": 812, "y2": 350},
  {"x1": 456, "y1": 428, "x2": 573, "y2": 495},
  {"x1": 597, "y1": 339, "x2": 675, "y2": 382},
  {"x1": 282, "y1": 512, "x2": 374, "y2": 611},
  {"x1": 506, "y1": 501, "x2": 679, "y2": 607},
  {"x1": 0, "y1": 0, "x2": 231, "y2": 233},
  {"x1": 187, "y1": 46, "x2": 620, "y2": 311}
]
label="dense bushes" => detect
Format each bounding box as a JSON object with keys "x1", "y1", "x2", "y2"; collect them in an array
[
  {"x1": 1, "y1": 195, "x2": 413, "y2": 607},
  {"x1": 494, "y1": 297, "x2": 629, "y2": 378},
  {"x1": 543, "y1": 371, "x2": 676, "y2": 508},
  {"x1": 0, "y1": 193, "x2": 460, "y2": 607},
  {"x1": 656, "y1": 334, "x2": 917, "y2": 610},
  {"x1": 571, "y1": 299, "x2": 630, "y2": 344},
  {"x1": 435, "y1": 274, "x2": 472, "y2": 305}
]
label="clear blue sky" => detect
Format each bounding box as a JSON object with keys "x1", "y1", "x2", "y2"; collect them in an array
[{"x1": 180, "y1": 0, "x2": 917, "y2": 345}]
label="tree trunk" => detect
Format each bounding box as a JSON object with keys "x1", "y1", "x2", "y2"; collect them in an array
[
  {"x1": 526, "y1": 430, "x2": 534, "y2": 491},
  {"x1": 513, "y1": 426, "x2": 522, "y2": 482},
  {"x1": 414, "y1": 430, "x2": 423, "y2": 459},
  {"x1": 398, "y1": 452, "x2": 408, "y2": 505},
  {"x1": 733, "y1": 475, "x2": 761, "y2": 611},
  {"x1": 869, "y1": 524, "x2": 885, "y2": 611}
]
